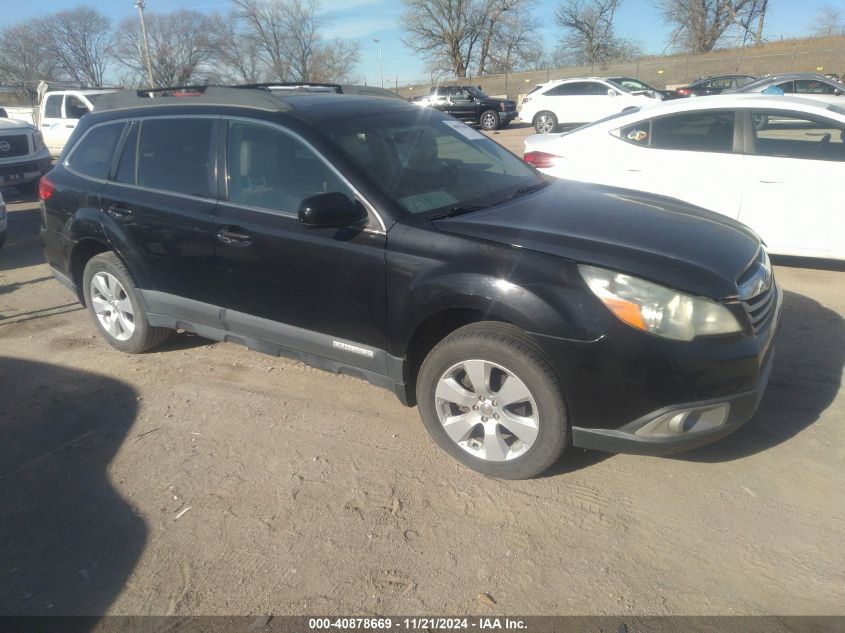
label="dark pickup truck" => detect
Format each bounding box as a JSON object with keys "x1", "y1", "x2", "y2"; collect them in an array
[{"x1": 421, "y1": 85, "x2": 517, "y2": 130}]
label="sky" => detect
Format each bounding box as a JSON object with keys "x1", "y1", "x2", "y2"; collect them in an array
[{"x1": 0, "y1": 0, "x2": 833, "y2": 86}]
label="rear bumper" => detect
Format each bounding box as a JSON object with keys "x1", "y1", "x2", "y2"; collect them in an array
[{"x1": 0, "y1": 156, "x2": 51, "y2": 186}]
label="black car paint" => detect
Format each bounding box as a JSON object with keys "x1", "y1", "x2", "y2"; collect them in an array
[{"x1": 41, "y1": 95, "x2": 780, "y2": 454}]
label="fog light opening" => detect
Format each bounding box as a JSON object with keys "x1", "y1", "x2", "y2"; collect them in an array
[{"x1": 635, "y1": 403, "x2": 730, "y2": 438}]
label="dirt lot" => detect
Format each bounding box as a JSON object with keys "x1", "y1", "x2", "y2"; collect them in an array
[{"x1": 1, "y1": 125, "x2": 844, "y2": 616}]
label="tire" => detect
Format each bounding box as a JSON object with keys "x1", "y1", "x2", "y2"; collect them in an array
[
  {"x1": 82, "y1": 252, "x2": 170, "y2": 354},
  {"x1": 533, "y1": 111, "x2": 558, "y2": 134},
  {"x1": 416, "y1": 322, "x2": 568, "y2": 479},
  {"x1": 479, "y1": 109, "x2": 500, "y2": 131}
]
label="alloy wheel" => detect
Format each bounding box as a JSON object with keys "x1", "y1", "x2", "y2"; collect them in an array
[
  {"x1": 481, "y1": 112, "x2": 497, "y2": 130},
  {"x1": 535, "y1": 114, "x2": 555, "y2": 134},
  {"x1": 434, "y1": 359, "x2": 540, "y2": 461},
  {"x1": 90, "y1": 272, "x2": 135, "y2": 341}
]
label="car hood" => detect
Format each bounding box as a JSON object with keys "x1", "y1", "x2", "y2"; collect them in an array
[
  {"x1": 480, "y1": 97, "x2": 516, "y2": 107},
  {"x1": 0, "y1": 118, "x2": 34, "y2": 131},
  {"x1": 434, "y1": 180, "x2": 761, "y2": 299}
]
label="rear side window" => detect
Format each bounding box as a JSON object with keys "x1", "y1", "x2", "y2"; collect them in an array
[
  {"x1": 545, "y1": 82, "x2": 593, "y2": 96},
  {"x1": 137, "y1": 118, "x2": 215, "y2": 197},
  {"x1": 651, "y1": 111, "x2": 735, "y2": 153},
  {"x1": 67, "y1": 122, "x2": 124, "y2": 180},
  {"x1": 44, "y1": 95, "x2": 61, "y2": 119}
]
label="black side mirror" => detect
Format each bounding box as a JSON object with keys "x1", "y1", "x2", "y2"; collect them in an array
[{"x1": 299, "y1": 192, "x2": 368, "y2": 229}]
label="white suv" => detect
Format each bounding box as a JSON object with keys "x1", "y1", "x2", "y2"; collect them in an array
[
  {"x1": 0, "y1": 117, "x2": 51, "y2": 195},
  {"x1": 39, "y1": 90, "x2": 117, "y2": 157},
  {"x1": 520, "y1": 77, "x2": 662, "y2": 133}
]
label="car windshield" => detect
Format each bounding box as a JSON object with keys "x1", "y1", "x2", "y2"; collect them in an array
[
  {"x1": 319, "y1": 107, "x2": 543, "y2": 218},
  {"x1": 608, "y1": 78, "x2": 653, "y2": 93}
]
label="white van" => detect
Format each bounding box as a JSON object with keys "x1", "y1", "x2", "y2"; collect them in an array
[{"x1": 38, "y1": 90, "x2": 117, "y2": 157}]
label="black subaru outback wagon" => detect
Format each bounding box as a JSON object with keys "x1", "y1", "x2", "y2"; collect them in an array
[{"x1": 40, "y1": 87, "x2": 781, "y2": 478}]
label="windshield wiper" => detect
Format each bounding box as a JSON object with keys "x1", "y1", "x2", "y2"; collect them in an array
[
  {"x1": 500, "y1": 180, "x2": 551, "y2": 203},
  {"x1": 427, "y1": 204, "x2": 488, "y2": 220}
]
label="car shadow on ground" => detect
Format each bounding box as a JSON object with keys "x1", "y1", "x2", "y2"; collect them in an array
[
  {"x1": 0, "y1": 207, "x2": 48, "y2": 272},
  {"x1": 0, "y1": 357, "x2": 145, "y2": 616},
  {"x1": 673, "y1": 289, "x2": 844, "y2": 463}
]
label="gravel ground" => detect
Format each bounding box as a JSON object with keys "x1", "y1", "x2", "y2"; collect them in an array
[{"x1": 0, "y1": 126, "x2": 843, "y2": 616}]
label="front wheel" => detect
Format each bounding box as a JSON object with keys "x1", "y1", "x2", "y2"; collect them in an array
[
  {"x1": 83, "y1": 252, "x2": 171, "y2": 354},
  {"x1": 479, "y1": 109, "x2": 500, "y2": 131},
  {"x1": 533, "y1": 111, "x2": 558, "y2": 134},
  {"x1": 416, "y1": 322, "x2": 568, "y2": 479}
]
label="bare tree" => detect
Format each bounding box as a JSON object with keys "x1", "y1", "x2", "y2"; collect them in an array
[
  {"x1": 207, "y1": 10, "x2": 265, "y2": 83},
  {"x1": 556, "y1": 0, "x2": 637, "y2": 64},
  {"x1": 0, "y1": 23, "x2": 61, "y2": 91},
  {"x1": 35, "y1": 6, "x2": 112, "y2": 86},
  {"x1": 485, "y1": 7, "x2": 541, "y2": 73},
  {"x1": 401, "y1": 0, "x2": 486, "y2": 77},
  {"x1": 232, "y1": 0, "x2": 360, "y2": 82},
  {"x1": 658, "y1": 0, "x2": 766, "y2": 53},
  {"x1": 811, "y1": 4, "x2": 845, "y2": 37},
  {"x1": 113, "y1": 10, "x2": 214, "y2": 87}
]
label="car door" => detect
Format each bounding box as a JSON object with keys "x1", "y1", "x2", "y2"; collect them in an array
[
  {"x1": 739, "y1": 109, "x2": 843, "y2": 258},
  {"x1": 96, "y1": 116, "x2": 223, "y2": 316},
  {"x1": 448, "y1": 87, "x2": 477, "y2": 120},
  {"x1": 212, "y1": 118, "x2": 387, "y2": 358},
  {"x1": 60, "y1": 94, "x2": 92, "y2": 150},
  {"x1": 605, "y1": 109, "x2": 745, "y2": 217},
  {"x1": 40, "y1": 94, "x2": 65, "y2": 155}
]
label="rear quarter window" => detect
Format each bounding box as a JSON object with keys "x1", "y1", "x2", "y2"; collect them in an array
[{"x1": 67, "y1": 122, "x2": 125, "y2": 180}]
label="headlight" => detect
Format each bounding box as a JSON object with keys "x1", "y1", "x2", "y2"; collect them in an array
[{"x1": 579, "y1": 265, "x2": 742, "y2": 341}]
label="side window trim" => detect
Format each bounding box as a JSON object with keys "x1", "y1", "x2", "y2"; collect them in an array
[
  {"x1": 107, "y1": 120, "x2": 136, "y2": 182},
  {"x1": 64, "y1": 114, "x2": 221, "y2": 204},
  {"x1": 744, "y1": 108, "x2": 845, "y2": 161},
  {"x1": 220, "y1": 116, "x2": 386, "y2": 232}
]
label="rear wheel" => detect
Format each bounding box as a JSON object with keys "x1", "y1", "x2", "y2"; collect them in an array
[
  {"x1": 479, "y1": 109, "x2": 500, "y2": 131},
  {"x1": 533, "y1": 111, "x2": 558, "y2": 134},
  {"x1": 416, "y1": 322, "x2": 568, "y2": 479},
  {"x1": 82, "y1": 252, "x2": 171, "y2": 354}
]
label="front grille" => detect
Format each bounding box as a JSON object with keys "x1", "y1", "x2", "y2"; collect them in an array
[
  {"x1": 738, "y1": 248, "x2": 776, "y2": 333},
  {"x1": 0, "y1": 134, "x2": 30, "y2": 158},
  {"x1": 742, "y1": 285, "x2": 775, "y2": 333}
]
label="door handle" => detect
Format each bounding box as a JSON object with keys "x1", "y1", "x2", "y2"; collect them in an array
[
  {"x1": 106, "y1": 204, "x2": 134, "y2": 219},
  {"x1": 758, "y1": 180, "x2": 783, "y2": 184},
  {"x1": 217, "y1": 226, "x2": 253, "y2": 247},
  {"x1": 65, "y1": 124, "x2": 75, "y2": 128}
]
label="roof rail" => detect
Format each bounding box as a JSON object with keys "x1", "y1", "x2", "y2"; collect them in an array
[
  {"x1": 95, "y1": 85, "x2": 291, "y2": 112},
  {"x1": 236, "y1": 82, "x2": 343, "y2": 94}
]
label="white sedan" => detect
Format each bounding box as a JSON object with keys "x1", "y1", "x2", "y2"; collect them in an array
[
  {"x1": 519, "y1": 77, "x2": 662, "y2": 134},
  {"x1": 523, "y1": 95, "x2": 845, "y2": 260}
]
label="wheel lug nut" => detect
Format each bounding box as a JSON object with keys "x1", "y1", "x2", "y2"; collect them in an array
[
  {"x1": 481, "y1": 416, "x2": 488, "y2": 422},
  {"x1": 472, "y1": 405, "x2": 478, "y2": 410},
  {"x1": 493, "y1": 414, "x2": 499, "y2": 419},
  {"x1": 492, "y1": 401, "x2": 497, "y2": 406},
  {"x1": 478, "y1": 396, "x2": 485, "y2": 401}
]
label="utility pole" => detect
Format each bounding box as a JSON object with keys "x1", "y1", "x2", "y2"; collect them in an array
[
  {"x1": 373, "y1": 38, "x2": 384, "y2": 88},
  {"x1": 135, "y1": 0, "x2": 155, "y2": 88}
]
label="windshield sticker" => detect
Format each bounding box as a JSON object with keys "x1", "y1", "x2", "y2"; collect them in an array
[
  {"x1": 399, "y1": 191, "x2": 459, "y2": 214},
  {"x1": 443, "y1": 120, "x2": 486, "y2": 141}
]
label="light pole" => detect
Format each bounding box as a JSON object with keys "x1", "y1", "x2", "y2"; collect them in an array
[
  {"x1": 373, "y1": 38, "x2": 383, "y2": 88},
  {"x1": 135, "y1": 0, "x2": 155, "y2": 88}
]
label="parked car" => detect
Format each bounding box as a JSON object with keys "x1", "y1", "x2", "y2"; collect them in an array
[
  {"x1": 0, "y1": 188, "x2": 6, "y2": 248},
  {"x1": 38, "y1": 89, "x2": 117, "y2": 157},
  {"x1": 42, "y1": 87, "x2": 780, "y2": 478},
  {"x1": 726, "y1": 73, "x2": 845, "y2": 106},
  {"x1": 519, "y1": 77, "x2": 662, "y2": 134},
  {"x1": 524, "y1": 95, "x2": 845, "y2": 260},
  {"x1": 422, "y1": 85, "x2": 518, "y2": 130},
  {"x1": 667, "y1": 75, "x2": 757, "y2": 98},
  {"x1": 607, "y1": 76, "x2": 669, "y2": 98},
  {"x1": 0, "y1": 116, "x2": 51, "y2": 195}
]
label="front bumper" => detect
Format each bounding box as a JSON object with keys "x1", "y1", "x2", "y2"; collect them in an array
[
  {"x1": 499, "y1": 111, "x2": 518, "y2": 123},
  {"x1": 533, "y1": 282, "x2": 783, "y2": 455}
]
